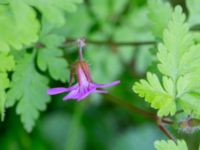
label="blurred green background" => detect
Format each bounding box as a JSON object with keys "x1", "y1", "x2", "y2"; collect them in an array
[{"x1": 1, "y1": 0, "x2": 200, "y2": 149}]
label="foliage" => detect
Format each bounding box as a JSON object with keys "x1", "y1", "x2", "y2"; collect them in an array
[
  {"x1": 0, "y1": 73, "x2": 10, "y2": 121},
  {"x1": 0, "y1": 0, "x2": 39, "y2": 52},
  {"x1": 6, "y1": 53, "x2": 50, "y2": 132},
  {"x1": 0, "y1": 0, "x2": 77, "y2": 132},
  {"x1": 148, "y1": 0, "x2": 172, "y2": 38},
  {"x1": 133, "y1": 6, "x2": 200, "y2": 119},
  {"x1": 154, "y1": 140, "x2": 188, "y2": 150},
  {"x1": 0, "y1": 52, "x2": 15, "y2": 120},
  {"x1": 37, "y1": 33, "x2": 68, "y2": 82}
]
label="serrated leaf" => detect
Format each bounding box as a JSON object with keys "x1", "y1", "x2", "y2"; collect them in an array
[
  {"x1": 157, "y1": 7, "x2": 193, "y2": 79},
  {"x1": 134, "y1": 6, "x2": 200, "y2": 118},
  {"x1": 37, "y1": 48, "x2": 68, "y2": 82},
  {"x1": 178, "y1": 92, "x2": 200, "y2": 118},
  {"x1": 6, "y1": 53, "x2": 50, "y2": 132},
  {"x1": 0, "y1": 0, "x2": 39, "y2": 52},
  {"x1": 0, "y1": 73, "x2": 10, "y2": 121},
  {"x1": 148, "y1": 0, "x2": 172, "y2": 38},
  {"x1": 26, "y1": 0, "x2": 82, "y2": 26},
  {"x1": 0, "y1": 53, "x2": 15, "y2": 72},
  {"x1": 154, "y1": 140, "x2": 188, "y2": 150},
  {"x1": 133, "y1": 72, "x2": 175, "y2": 116},
  {"x1": 40, "y1": 33, "x2": 65, "y2": 48},
  {"x1": 156, "y1": 6, "x2": 198, "y2": 117},
  {"x1": 37, "y1": 33, "x2": 69, "y2": 82}
]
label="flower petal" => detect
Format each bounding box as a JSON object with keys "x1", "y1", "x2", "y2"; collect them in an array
[
  {"x1": 63, "y1": 84, "x2": 95, "y2": 101},
  {"x1": 77, "y1": 64, "x2": 90, "y2": 86},
  {"x1": 63, "y1": 90, "x2": 78, "y2": 100},
  {"x1": 94, "y1": 80, "x2": 120, "y2": 88},
  {"x1": 47, "y1": 88, "x2": 69, "y2": 95},
  {"x1": 77, "y1": 88, "x2": 96, "y2": 101},
  {"x1": 47, "y1": 84, "x2": 78, "y2": 95}
]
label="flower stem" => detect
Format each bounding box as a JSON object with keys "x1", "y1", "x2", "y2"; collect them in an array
[{"x1": 77, "y1": 38, "x2": 86, "y2": 61}]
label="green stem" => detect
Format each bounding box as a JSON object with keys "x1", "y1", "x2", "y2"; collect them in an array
[{"x1": 65, "y1": 101, "x2": 85, "y2": 150}]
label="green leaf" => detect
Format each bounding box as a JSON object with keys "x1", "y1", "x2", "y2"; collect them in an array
[
  {"x1": 0, "y1": 53, "x2": 15, "y2": 72},
  {"x1": 37, "y1": 33, "x2": 69, "y2": 82},
  {"x1": 37, "y1": 48, "x2": 68, "y2": 82},
  {"x1": 6, "y1": 53, "x2": 50, "y2": 132},
  {"x1": 154, "y1": 140, "x2": 188, "y2": 150},
  {"x1": 90, "y1": 0, "x2": 128, "y2": 22},
  {"x1": 65, "y1": 5, "x2": 92, "y2": 37},
  {"x1": 0, "y1": 73, "x2": 10, "y2": 121},
  {"x1": 157, "y1": 6, "x2": 199, "y2": 117},
  {"x1": 0, "y1": 52, "x2": 15, "y2": 120},
  {"x1": 148, "y1": 0, "x2": 172, "y2": 38},
  {"x1": 86, "y1": 45, "x2": 122, "y2": 83},
  {"x1": 26, "y1": 0, "x2": 82, "y2": 26},
  {"x1": 133, "y1": 72, "x2": 175, "y2": 116},
  {"x1": 134, "y1": 6, "x2": 200, "y2": 118},
  {"x1": 157, "y1": 7, "x2": 193, "y2": 79},
  {"x1": 178, "y1": 92, "x2": 200, "y2": 118},
  {"x1": 0, "y1": 0, "x2": 39, "y2": 52}
]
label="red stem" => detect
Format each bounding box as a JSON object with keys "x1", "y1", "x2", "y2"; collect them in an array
[{"x1": 157, "y1": 118, "x2": 176, "y2": 143}]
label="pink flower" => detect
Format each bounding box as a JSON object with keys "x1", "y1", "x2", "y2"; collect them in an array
[{"x1": 47, "y1": 39, "x2": 120, "y2": 101}]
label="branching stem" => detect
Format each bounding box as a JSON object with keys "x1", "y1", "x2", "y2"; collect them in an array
[
  {"x1": 157, "y1": 117, "x2": 176, "y2": 143},
  {"x1": 104, "y1": 94, "x2": 177, "y2": 141}
]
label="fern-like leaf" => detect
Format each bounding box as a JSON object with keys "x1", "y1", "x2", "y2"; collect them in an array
[
  {"x1": 154, "y1": 140, "x2": 188, "y2": 150},
  {"x1": 134, "y1": 6, "x2": 200, "y2": 118},
  {"x1": 0, "y1": 0, "x2": 39, "y2": 52},
  {"x1": 0, "y1": 73, "x2": 10, "y2": 121},
  {"x1": 6, "y1": 53, "x2": 50, "y2": 132},
  {"x1": 133, "y1": 72, "x2": 175, "y2": 116},
  {"x1": 148, "y1": 0, "x2": 172, "y2": 38}
]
